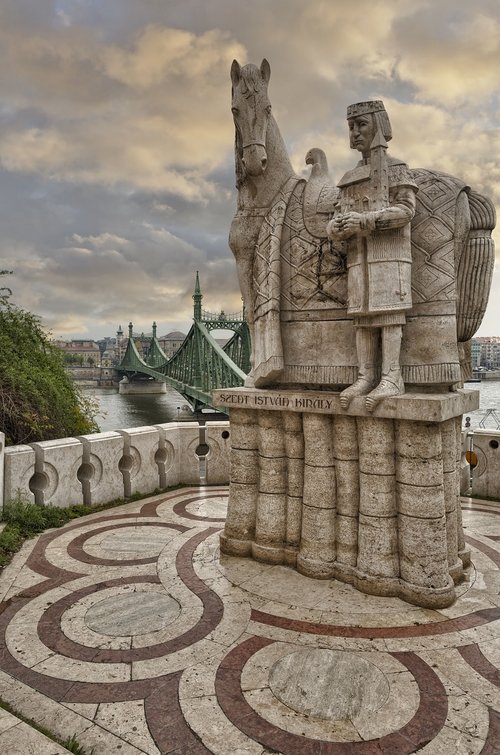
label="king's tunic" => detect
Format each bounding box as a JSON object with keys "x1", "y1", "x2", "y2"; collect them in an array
[{"x1": 336, "y1": 156, "x2": 417, "y2": 327}]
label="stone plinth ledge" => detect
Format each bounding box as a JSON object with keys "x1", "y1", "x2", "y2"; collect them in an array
[{"x1": 213, "y1": 387, "x2": 479, "y2": 422}]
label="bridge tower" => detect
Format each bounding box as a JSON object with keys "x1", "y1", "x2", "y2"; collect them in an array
[
  {"x1": 192, "y1": 272, "x2": 203, "y2": 387},
  {"x1": 117, "y1": 272, "x2": 248, "y2": 408},
  {"x1": 193, "y1": 271, "x2": 202, "y2": 321}
]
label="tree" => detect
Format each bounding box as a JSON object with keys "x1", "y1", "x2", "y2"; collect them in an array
[{"x1": 0, "y1": 273, "x2": 99, "y2": 445}]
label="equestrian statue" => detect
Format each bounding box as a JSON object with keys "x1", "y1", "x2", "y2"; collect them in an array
[{"x1": 229, "y1": 59, "x2": 495, "y2": 408}]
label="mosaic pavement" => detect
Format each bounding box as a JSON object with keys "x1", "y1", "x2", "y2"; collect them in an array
[{"x1": 0, "y1": 487, "x2": 498, "y2": 754}]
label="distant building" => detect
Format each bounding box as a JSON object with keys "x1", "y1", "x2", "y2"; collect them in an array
[
  {"x1": 54, "y1": 339, "x2": 101, "y2": 366},
  {"x1": 471, "y1": 339, "x2": 482, "y2": 369},
  {"x1": 158, "y1": 331, "x2": 186, "y2": 359},
  {"x1": 471, "y1": 337, "x2": 500, "y2": 370}
]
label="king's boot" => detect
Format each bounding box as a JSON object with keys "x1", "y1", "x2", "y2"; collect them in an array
[
  {"x1": 339, "y1": 328, "x2": 378, "y2": 409},
  {"x1": 365, "y1": 325, "x2": 404, "y2": 411}
]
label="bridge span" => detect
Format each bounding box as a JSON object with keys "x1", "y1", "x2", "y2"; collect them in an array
[{"x1": 117, "y1": 273, "x2": 250, "y2": 411}]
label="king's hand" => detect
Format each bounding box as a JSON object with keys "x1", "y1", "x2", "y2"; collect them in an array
[{"x1": 327, "y1": 212, "x2": 364, "y2": 240}]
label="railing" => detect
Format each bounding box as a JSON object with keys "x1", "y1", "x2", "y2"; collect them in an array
[
  {"x1": 201, "y1": 309, "x2": 244, "y2": 322},
  {"x1": 0, "y1": 421, "x2": 230, "y2": 510},
  {"x1": 460, "y1": 428, "x2": 500, "y2": 499},
  {"x1": 3, "y1": 424, "x2": 498, "y2": 512}
]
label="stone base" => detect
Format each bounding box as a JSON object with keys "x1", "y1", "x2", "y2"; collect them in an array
[
  {"x1": 215, "y1": 387, "x2": 478, "y2": 610},
  {"x1": 252, "y1": 542, "x2": 285, "y2": 564},
  {"x1": 119, "y1": 379, "x2": 167, "y2": 394}
]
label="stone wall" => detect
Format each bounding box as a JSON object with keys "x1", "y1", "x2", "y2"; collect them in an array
[{"x1": 1, "y1": 421, "x2": 230, "y2": 509}]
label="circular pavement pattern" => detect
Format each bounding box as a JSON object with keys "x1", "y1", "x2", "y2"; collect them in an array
[
  {"x1": 84, "y1": 590, "x2": 181, "y2": 636},
  {"x1": 0, "y1": 487, "x2": 498, "y2": 754},
  {"x1": 269, "y1": 648, "x2": 390, "y2": 721}
]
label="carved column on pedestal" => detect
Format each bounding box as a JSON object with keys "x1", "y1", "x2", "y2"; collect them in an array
[
  {"x1": 332, "y1": 415, "x2": 359, "y2": 567},
  {"x1": 252, "y1": 411, "x2": 286, "y2": 563},
  {"x1": 441, "y1": 417, "x2": 463, "y2": 580},
  {"x1": 283, "y1": 412, "x2": 304, "y2": 566},
  {"x1": 297, "y1": 413, "x2": 336, "y2": 578},
  {"x1": 216, "y1": 388, "x2": 479, "y2": 608},
  {"x1": 219, "y1": 408, "x2": 258, "y2": 556},
  {"x1": 396, "y1": 421, "x2": 450, "y2": 594},
  {"x1": 357, "y1": 417, "x2": 399, "y2": 581}
]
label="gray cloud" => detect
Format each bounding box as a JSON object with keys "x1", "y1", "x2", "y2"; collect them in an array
[{"x1": 0, "y1": 0, "x2": 498, "y2": 339}]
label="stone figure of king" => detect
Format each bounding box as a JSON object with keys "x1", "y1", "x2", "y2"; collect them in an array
[{"x1": 327, "y1": 101, "x2": 418, "y2": 411}]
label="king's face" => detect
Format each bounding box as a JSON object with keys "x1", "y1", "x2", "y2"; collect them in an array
[{"x1": 348, "y1": 115, "x2": 375, "y2": 157}]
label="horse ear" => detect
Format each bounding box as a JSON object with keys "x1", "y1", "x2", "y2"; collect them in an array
[
  {"x1": 231, "y1": 60, "x2": 241, "y2": 86},
  {"x1": 260, "y1": 59, "x2": 271, "y2": 84}
]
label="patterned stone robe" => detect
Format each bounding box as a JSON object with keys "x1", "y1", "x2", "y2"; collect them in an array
[{"x1": 335, "y1": 156, "x2": 417, "y2": 327}]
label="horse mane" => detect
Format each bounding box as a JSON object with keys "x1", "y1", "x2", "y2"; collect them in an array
[{"x1": 234, "y1": 125, "x2": 245, "y2": 189}]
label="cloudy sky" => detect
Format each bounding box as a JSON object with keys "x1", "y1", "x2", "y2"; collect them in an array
[{"x1": 1, "y1": 0, "x2": 499, "y2": 339}]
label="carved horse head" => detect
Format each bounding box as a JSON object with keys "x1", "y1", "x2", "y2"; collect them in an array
[{"x1": 231, "y1": 59, "x2": 272, "y2": 180}]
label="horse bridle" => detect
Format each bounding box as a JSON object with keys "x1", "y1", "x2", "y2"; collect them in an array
[{"x1": 241, "y1": 140, "x2": 266, "y2": 149}]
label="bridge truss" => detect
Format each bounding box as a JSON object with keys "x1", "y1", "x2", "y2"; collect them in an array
[{"x1": 117, "y1": 274, "x2": 250, "y2": 411}]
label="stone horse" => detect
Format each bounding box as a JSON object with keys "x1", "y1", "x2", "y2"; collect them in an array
[{"x1": 229, "y1": 59, "x2": 495, "y2": 390}]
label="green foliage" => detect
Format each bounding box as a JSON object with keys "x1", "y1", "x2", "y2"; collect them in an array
[
  {"x1": 0, "y1": 526, "x2": 23, "y2": 567},
  {"x1": 0, "y1": 495, "x2": 100, "y2": 567},
  {"x1": 0, "y1": 487, "x2": 178, "y2": 568},
  {"x1": 0, "y1": 270, "x2": 12, "y2": 306},
  {"x1": 0, "y1": 273, "x2": 99, "y2": 445},
  {"x1": 63, "y1": 733, "x2": 94, "y2": 754},
  {"x1": 3, "y1": 492, "x2": 102, "y2": 535},
  {"x1": 0, "y1": 697, "x2": 93, "y2": 754}
]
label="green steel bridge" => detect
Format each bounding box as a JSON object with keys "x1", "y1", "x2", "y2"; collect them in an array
[{"x1": 117, "y1": 273, "x2": 250, "y2": 411}]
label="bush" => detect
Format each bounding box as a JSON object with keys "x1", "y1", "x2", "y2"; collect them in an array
[
  {"x1": 0, "y1": 273, "x2": 99, "y2": 445},
  {"x1": 2, "y1": 494, "x2": 94, "y2": 538}
]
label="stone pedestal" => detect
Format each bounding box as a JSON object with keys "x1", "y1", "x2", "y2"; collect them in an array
[
  {"x1": 213, "y1": 387, "x2": 478, "y2": 608},
  {"x1": 119, "y1": 377, "x2": 167, "y2": 394}
]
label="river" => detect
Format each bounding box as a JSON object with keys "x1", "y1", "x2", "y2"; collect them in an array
[
  {"x1": 85, "y1": 381, "x2": 500, "y2": 433},
  {"x1": 85, "y1": 386, "x2": 195, "y2": 432},
  {"x1": 463, "y1": 380, "x2": 500, "y2": 429}
]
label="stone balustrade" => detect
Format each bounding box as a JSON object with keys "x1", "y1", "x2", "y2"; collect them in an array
[
  {"x1": 1, "y1": 421, "x2": 231, "y2": 510},
  {"x1": 2, "y1": 422, "x2": 498, "y2": 512},
  {"x1": 461, "y1": 428, "x2": 500, "y2": 500}
]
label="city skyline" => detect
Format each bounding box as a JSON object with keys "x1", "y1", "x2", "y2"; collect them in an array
[{"x1": 1, "y1": 0, "x2": 499, "y2": 340}]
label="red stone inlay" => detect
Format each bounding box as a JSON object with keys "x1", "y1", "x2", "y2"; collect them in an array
[
  {"x1": 37, "y1": 529, "x2": 224, "y2": 663},
  {"x1": 465, "y1": 536, "x2": 500, "y2": 569},
  {"x1": 173, "y1": 493, "x2": 227, "y2": 522},
  {"x1": 67, "y1": 521, "x2": 188, "y2": 566},
  {"x1": 482, "y1": 708, "x2": 500, "y2": 755},
  {"x1": 26, "y1": 509, "x2": 171, "y2": 579},
  {"x1": 0, "y1": 523, "x2": 224, "y2": 704},
  {"x1": 458, "y1": 644, "x2": 500, "y2": 688},
  {"x1": 140, "y1": 486, "x2": 229, "y2": 518},
  {"x1": 144, "y1": 672, "x2": 212, "y2": 754},
  {"x1": 26, "y1": 530, "x2": 84, "y2": 581},
  {"x1": 250, "y1": 607, "x2": 500, "y2": 639},
  {"x1": 215, "y1": 636, "x2": 448, "y2": 753},
  {"x1": 0, "y1": 592, "x2": 160, "y2": 703}
]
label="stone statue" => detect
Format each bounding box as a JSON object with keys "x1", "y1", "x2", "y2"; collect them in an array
[
  {"x1": 326, "y1": 101, "x2": 417, "y2": 411},
  {"x1": 218, "y1": 58, "x2": 496, "y2": 609},
  {"x1": 228, "y1": 59, "x2": 495, "y2": 396}
]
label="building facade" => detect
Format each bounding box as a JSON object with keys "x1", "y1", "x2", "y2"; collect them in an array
[{"x1": 471, "y1": 337, "x2": 500, "y2": 370}]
